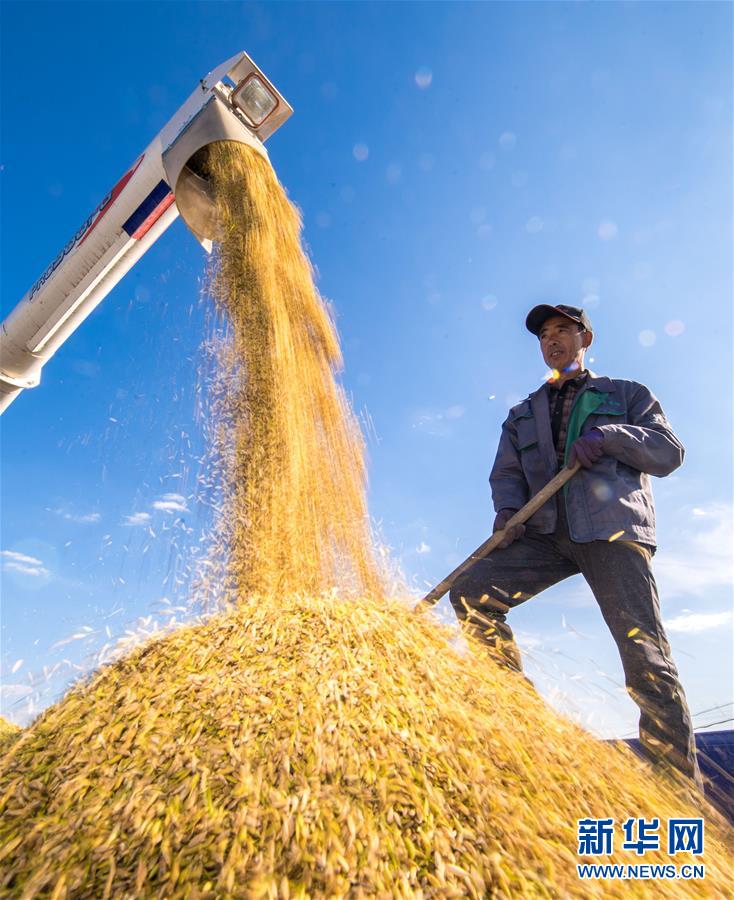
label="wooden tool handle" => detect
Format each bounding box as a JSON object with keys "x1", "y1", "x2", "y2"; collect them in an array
[{"x1": 417, "y1": 462, "x2": 581, "y2": 609}]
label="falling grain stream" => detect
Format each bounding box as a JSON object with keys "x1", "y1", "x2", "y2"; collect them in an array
[{"x1": 0, "y1": 143, "x2": 731, "y2": 898}]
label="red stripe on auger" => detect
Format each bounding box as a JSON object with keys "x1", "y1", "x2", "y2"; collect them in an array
[
  {"x1": 122, "y1": 180, "x2": 174, "y2": 239},
  {"x1": 130, "y1": 192, "x2": 176, "y2": 240},
  {"x1": 79, "y1": 155, "x2": 145, "y2": 246}
]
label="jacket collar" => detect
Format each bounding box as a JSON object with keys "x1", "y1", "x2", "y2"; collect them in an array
[
  {"x1": 527, "y1": 369, "x2": 616, "y2": 402},
  {"x1": 584, "y1": 370, "x2": 617, "y2": 393}
]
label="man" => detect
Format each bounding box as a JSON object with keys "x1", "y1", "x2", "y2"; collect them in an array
[{"x1": 449, "y1": 303, "x2": 701, "y2": 787}]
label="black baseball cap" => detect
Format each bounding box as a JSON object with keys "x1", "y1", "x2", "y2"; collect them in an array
[{"x1": 525, "y1": 303, "x2": 593, "y2": 336}]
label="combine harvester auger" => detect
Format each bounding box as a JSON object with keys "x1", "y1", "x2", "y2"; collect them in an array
[{"x1": 0, "y1": 52, "x2": 292, "y2": 413}]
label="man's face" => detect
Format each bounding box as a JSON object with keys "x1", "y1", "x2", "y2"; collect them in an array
[{"x1": 538, "y1": 315, "x2": 592, "y2": 374}]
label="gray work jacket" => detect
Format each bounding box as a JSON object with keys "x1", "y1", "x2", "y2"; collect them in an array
[{"x1": 489, "y1": 372, "x2": 684, "y2": 546}]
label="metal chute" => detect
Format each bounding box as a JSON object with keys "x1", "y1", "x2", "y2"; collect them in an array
[{"x1": 0, "y1": 52, "x2": 292, "y2": 413}]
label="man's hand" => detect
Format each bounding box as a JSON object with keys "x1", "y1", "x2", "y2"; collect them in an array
[
  {"x1": 493, "y1": 508, "x2": 525, "y2": 549},
  {"x1": 569, "y1": 428, "x2": 605, "y2": 468}
]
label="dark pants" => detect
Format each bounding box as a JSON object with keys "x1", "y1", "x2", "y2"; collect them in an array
[{"x1": 449, "y1": 505, "x2": 702, "y2": 787}]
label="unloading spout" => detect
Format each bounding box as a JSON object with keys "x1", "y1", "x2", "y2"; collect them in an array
[
  {"x1": 0, "y1": 52, "x2": 292, "y2": 413},
  {"x1": 161, "y1": 54, "x2": 292, "y2": 250}
]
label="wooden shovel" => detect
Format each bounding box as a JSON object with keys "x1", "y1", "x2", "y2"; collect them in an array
[{"x1": 417, "y1": 462, "x2": 581, "y2": 609}]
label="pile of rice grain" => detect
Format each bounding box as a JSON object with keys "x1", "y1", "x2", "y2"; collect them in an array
[
  {"x1": 0, "y1": 717, "x2": 20, "y2": 756},
  {"x1": 2, "y1": 594, "x2": 731, "y2": 897},
  {"x1": 1, "y1": 142, "x2": 731, "y2": 898}
]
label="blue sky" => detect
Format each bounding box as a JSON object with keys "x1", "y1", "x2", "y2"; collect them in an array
[{"x1": 1, "y1": 1, "x2": 732, "y2": 738}]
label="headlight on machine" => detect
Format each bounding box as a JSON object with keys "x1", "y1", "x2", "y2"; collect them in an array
[{"x1": 231, "y1": 75, "x2": 278, "y2": 128}]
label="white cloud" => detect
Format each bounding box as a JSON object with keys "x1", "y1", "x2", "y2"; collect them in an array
[
  {"x1": 655, "y1": 502, "x2": 733, "y2": 598},
  {"x1": 152, "y1": 493, "x2": 189, "y2": 514},
  {"x1": 1, "y1": 550, "x2": 49, "y2": 578},
  {"x1": 416, "y1": 542, "x2": 431, "y2": 555},
  {"x1": 3, "y1": 562, "x2": 49, "y2": 577},
  {"x1": 1, "y1": 683, "x2": 32, "y2": 702},
  {"x1": 1, "y1": 550, "x2": 43, "y2": 567},
  {"x1": 445, "y1": 405, "x2": 465, "y2": 420},
  {"x1": 48, "y1": 507, "x2": 101, "y2": 524},
  {"x1": 123, "y1": 512, "x2": 151, "y2": 526},
  {"x1": 153, "y1": 501, "x2": 187, "y2": 513},
  {"x1": 664, "y1": 610, "x2": 733, "y2": 634},
  {"x1": 514, "y1": 630, "x2": 545, "y2": 651}
]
